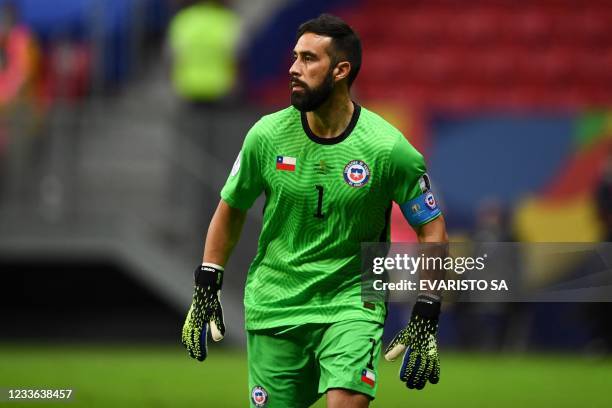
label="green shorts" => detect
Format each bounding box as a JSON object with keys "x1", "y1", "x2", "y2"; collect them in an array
[{"x1": 247, "y1": 319, "x2": 383, "y2": 408}]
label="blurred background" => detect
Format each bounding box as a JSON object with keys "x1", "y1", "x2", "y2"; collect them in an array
[{"x1": 0, "y1": 0, "x2": 611, "y2": 406}]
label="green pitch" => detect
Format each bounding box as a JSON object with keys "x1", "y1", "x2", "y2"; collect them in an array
[{"x1": 1, "y1": 344, "x2": 611, "y2": 407}]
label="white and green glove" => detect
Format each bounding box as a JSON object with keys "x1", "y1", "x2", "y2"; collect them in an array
[
  {"x1": 384, "y1": 294, "x2": 441, "y2": 390},
  {"x1": 181, "y1": 263, "x2": 225, "y2": 361}
]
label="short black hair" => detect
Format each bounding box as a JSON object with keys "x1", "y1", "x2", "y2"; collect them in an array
[{"x1": 296, "y1": 13, "x2": 362, "y2": 87}]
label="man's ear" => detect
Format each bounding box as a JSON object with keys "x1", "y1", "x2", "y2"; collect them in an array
[{"x1": 333, "y1": 61, "x2": 351, "y2": 82}]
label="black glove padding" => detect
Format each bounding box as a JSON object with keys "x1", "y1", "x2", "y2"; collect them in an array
[
  {"x1": 384, "y1": 294, "x2": 441, "y2": 390},
  {"x1": 181, "y1": 264, "x2": 225, "y2": 361}
]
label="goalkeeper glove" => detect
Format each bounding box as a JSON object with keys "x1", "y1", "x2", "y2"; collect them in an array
[
  {"x1": 384, "y1": 294, "x2": 441, "y2": 390},
  {"x1": 181, "y1": 263, "x2": 225, "y2": 361}
]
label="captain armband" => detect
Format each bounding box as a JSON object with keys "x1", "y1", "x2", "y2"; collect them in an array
[{"x1": 399, "y1": 174, "x2": 441, "y2": 227}]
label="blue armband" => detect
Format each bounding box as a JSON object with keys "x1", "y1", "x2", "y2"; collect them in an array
[{"x1": 399, "y1": 191, "x2": 441, "y2": 227}]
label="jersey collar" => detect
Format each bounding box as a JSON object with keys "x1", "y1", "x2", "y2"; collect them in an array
[{"x1": 300, "y1": 102, "x2": 361, "y2": 145}]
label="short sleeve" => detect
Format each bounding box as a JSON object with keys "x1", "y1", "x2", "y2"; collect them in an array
[
  {"x1": 388, "y1": 135, "x2": 442, "y2": 227},
  {"x1": 220, "y1": 124, "x2": 264, "y2": 210}
]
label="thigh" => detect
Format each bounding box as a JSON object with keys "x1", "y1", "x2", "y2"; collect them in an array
[
  {"x1": 247, "y1": 325, "x2": 322, "y2": 408},
  {"x1": 316, "y1": 320, "x2": 383, "y2": 400},
  {"x1": 327, "y1": 389, "x2": 370, "y2": 408}
]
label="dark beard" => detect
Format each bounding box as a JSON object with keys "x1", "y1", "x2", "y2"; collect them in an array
[{"x1": 290, "y1": 69, "x2": 334, "y2": 112}]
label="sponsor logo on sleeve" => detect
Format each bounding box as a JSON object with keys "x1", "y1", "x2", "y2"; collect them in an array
[{"x1": 230, "y1": 151, "x2": 241, "y2": 177}]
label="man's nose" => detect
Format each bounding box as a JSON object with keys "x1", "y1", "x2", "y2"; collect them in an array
[{"x1": 289, "y1": 59, "x2": 300, "y2": 77}]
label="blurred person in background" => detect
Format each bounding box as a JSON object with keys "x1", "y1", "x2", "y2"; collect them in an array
[
  {"x1": 168, "y1": 0, "x2": 240, "y2": 104},
  {"x1": 472, "y1": 198, "x2": 512, "y2": 243},
  {"x1": 0, "y1": 0, "x2": 40, "y2": 201},
  {"x1": 596, "y1": 152, "x2": 612, "y2": 242},
  {"x1": 0, "y1": 1, "x2": 38, "y2": 108},
  {"x1": 181, "y1": 14, "x2": 448, "y2": 408},
  {"x1": 588, "y1": 152, "x2": 612, "y2": 352},
  {"x1": 455, "y1": 198, "x2": 529, "y2": 351},
  {"x1": 166, "y1": 0, "x2": 241, "y2": 236}
]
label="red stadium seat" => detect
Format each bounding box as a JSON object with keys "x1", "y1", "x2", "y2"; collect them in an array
[
  {"x1": 518, "y1": 47, "x2": 576, "y2": 85},
  {"x1": 467, "y1": 49, "x2": 519, "y2": 85},
  {"x1": 559, "y1": 10, "x2": 612, "y2": 45},
  {"x1": 504, "y1": 9, "x2": 554, "y2": 46},
  {"x1": 407, "y1": 49, "x2": 460, "y2": 85},
  {"x1": 446, "y1": 9, "x2": 503, "y2": 46},
  {"x1": 350, "y1": 0, "x2": 612, "y2": 108}
]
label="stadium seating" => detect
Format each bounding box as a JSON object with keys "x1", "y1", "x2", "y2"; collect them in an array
[{"x1": 342, "y1": 0, "x2": 612, "y2": 111}]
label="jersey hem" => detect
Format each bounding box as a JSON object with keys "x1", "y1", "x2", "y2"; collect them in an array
[
  {"x1": 244, "y1": 308, "x2": 386, "y2": 331},
  {"x1": 220, "y1": 192, "x2": 251, "y2": 211}
]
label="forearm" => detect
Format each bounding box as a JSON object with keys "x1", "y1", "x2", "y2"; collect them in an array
[
  {"x1": 183, "y1": 200, "x2": 236, "y2": 358},
  {"x1": 202, "y1": 200, "x2": 247, "y2": 266},
  {"x1": 385, "y1": 216, "x2": 446, "y2": 385},
  {"x1": 416, "y1": 215, "x2": 449, "y2": 296}
]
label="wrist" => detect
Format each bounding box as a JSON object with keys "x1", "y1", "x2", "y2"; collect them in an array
[
  {"x1": 194, "y1": 264, "x2": 224, "y2": 291},
  {"x1": 411, "y1": 293, "x2": 441, "y2": 320},
  {"x1": 201, "y1": 262, "x2": 224, "y2": 270}
]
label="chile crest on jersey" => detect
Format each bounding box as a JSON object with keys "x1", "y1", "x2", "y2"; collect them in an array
[
  {"x1": 343, "y1": 160, "x2": 370, "y2": 188},
  {"x1": 251, "y1": 386, "x2": 268, "y2": 407}
]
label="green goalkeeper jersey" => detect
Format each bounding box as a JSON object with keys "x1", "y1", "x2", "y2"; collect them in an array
[{"x1": 221, "y1": 103, "x2": 441, "y2": 330}]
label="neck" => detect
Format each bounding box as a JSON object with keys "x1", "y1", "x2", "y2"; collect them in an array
[{"x1": 306, "y1": 89, "x2": 354, "y2": 138}]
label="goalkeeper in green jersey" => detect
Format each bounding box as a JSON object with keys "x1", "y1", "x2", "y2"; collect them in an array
[{"x1": 181, "y1": 13, "x2": 448, "y2": 408}]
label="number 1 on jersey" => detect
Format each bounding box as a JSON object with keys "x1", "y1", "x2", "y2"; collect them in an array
[{"x1": 314, "y1": 185, "x2": 325, "y2": 219}]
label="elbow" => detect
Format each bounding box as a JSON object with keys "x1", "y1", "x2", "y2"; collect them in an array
[
  {"x1": 420, "y1": 229, "x2": 448, "y2": 244},
  {"x1": 441, "y1": 227, "x2": 449, "y2": 243},
  {"x1": 417, "y1": 215, "x2": 448, "y2": 243}
]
